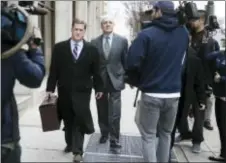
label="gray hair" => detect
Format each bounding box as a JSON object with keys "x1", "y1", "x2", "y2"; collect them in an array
[{"x1": 100, "y1": 15, "x2": 115, "y2": 24}]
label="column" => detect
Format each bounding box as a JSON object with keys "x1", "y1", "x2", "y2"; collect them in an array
[
  {"x1": 75, "y1": 1, "x2": 88, "y2": 22},
  {"x1": 55, "y1": 1, "x2": 73, "y2": 43},
  {"x1": 43, "y1": 1, "x2": 54, "y2": 73},
  {"x1": 92, "y1": 1, "x2": 97, "y2": 38},
  {"x1": 95, "y1": 1, "x2": 102, "y2": 36},
  {"x1": 87, "y1": 1, "x2": 93, "y2": 40},
  {"x1": 75, "y1": 1, "x2": 88, "y2": 40}
]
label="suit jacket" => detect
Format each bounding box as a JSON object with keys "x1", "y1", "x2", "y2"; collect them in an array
[
  {"x1": 91, "y1": 33, "x2": 128, "y2": 91},
  {"x1": 180, "y1": 47, "x2": 206, "y2": 111},
  {"x1": 46, "y1": 39, "x2": 103, "y2": 134}
]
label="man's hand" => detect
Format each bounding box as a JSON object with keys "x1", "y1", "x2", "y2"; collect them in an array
[
  {"x1": 21, "y1": 44, "x2": 29, "y2": 51},
  {"x1": 199, "y1": 103, "x2": 206, "y2": 111},
  {"x1": 30, "y1": 27, "x2": 42, "y2": 49},
  {"x1": 95, "y1": 92, "x2": 103, "y2": 100},
  {"x1": 214, "y1": 72, "x2": 221, "y2": 83},
  {"x1": 33, "y1": 27, "x2": 42, "y2": 39}
]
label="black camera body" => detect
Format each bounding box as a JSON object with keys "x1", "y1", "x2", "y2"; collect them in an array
[
  {"x1": 140, "y1": 1, "x2": 200, "y2": 30},
  {"x1": 177, "y1": 1, "x2": 200, "y2": 25},
  {"x1": 205, "y1": 15, "x2": 220, "y2": 32}
]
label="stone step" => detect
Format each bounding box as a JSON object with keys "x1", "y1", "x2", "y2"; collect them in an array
[
  {"x1": 16, "y1": 77, "x2": 48, "y2": 118},
  {"x1": 16, "y1": 95, "x2": 32, "y2": 117}
]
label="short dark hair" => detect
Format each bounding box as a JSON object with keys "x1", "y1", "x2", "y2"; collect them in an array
[
  {"x1": 198, "y1": 10, "x2": 206, "y2": 21},
  {"x1": 72, "y1": 18, "x2": 87, "y2": 30}
]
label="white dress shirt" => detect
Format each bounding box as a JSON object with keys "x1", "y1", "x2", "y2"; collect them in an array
[
  {"x1": 102, "y1": 33, "x2": 113, "y2": 48},
  {"x1": 70, "y1": 39, "x2": 84, "y2": 59}
]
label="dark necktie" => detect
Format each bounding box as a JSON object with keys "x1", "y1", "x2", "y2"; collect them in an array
[{"x1": 103, "y1": 36, "x2": 110, "y2": 58}]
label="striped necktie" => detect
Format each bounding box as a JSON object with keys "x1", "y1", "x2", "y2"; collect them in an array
[{"x1": 73, "y1": 43, "x2": 78, "y2": 59}]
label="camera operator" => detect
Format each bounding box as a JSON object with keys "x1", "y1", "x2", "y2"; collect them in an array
[
  {"x1": 126, "y1": 1, "x2": 189, "y2": 162},
  {"x1": 207, "y1": 50, "x2": 226, "y2": 162},
  {"x1": 190, "y1": 10, "x2": 220, "y2": 130},
  {"x1": 1, "y1": 24, "x2": 45, "y2": 163}
]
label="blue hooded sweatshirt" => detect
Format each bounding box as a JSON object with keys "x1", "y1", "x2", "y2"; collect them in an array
[
  {"x1": 126, "y1": 15, "x2": 189, "y2": 95},
  {"x1": 1, "y1": 47, "x2": 45, "y2": 144}
]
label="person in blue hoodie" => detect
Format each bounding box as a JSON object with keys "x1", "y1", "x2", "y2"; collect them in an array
[
  {"x1": 1, "y1": 18, "x2": 45, "y2": 163},
  {"x1": 126, "y1": 1, "x2": 189, "y2": 162},
  {"x1": 207, "y1": 50, "x2": 226, "y2": 162}
]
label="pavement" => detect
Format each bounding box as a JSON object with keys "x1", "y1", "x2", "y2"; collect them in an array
[{"x1": 19, "y1": 85, "x2": 221, "y2": 162}]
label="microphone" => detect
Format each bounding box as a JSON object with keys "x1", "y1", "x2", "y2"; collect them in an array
[{"x1": 26, "y1": 6, "x2": 49, "y2": 15}]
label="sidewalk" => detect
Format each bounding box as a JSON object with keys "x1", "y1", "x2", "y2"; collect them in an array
[
  {"x1": 174, "y1": 111, "x2": 221, "y2": 162},
  {"x1": 19, "y1": 86, "x2": 221, "y2": 162}
]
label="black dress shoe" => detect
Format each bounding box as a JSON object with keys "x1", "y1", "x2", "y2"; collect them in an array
[
  {"x1": 64, "y1": 146, "x2": 72, "y2": 153},
  {"x1": 110, "y1": 147, "x2": 121, "y2": 154},
  {"x1": 209, "y1": 156, "x2": 225, "y2": 162},
  {"x1": 99, "y1": 136, "x2": 108, "y2": 144},
  {"x1": 110, "y1": 141, "x2": 122, "y2": 148}
]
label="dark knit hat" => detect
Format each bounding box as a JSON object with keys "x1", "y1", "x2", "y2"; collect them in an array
[{"x1": 151, "y1": 1, "x2": 175, "y2": 14}]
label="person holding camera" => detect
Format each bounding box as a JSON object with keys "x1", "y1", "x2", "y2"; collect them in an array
[
  {"x1": 1, "y1": 28, "x2": 45, "y2": 163},
  {"x1": 190, "y1": 10, "x2": 220, "y2": 131},
  {"x1": 207, "y1": 50, "x2": 226, "y2": 162},
  {"x1": 126, "y1": 1, "x2": 189, "y2": 162}
]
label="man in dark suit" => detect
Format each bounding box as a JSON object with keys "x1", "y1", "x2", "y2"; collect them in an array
[
  {"x1": 91, "y1": 15, "x2": 128, "y2": 153},
  {"x1": 171, "y1": 46, "x2": 206, "y2": 154},
  {"x1": 46, "y1": 18, "x2": 104, "y2": 163}
]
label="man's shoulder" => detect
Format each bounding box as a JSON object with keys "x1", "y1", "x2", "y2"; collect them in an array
[
  {"x1": 114, "y1": 33, "x2": 127, "y2": 41},
  {"x1": 84, "y1": 41, "x2": 98, "y2": 50},
  {"x1": 91, "y1": 35, "x2": 102, "y2": 43}
]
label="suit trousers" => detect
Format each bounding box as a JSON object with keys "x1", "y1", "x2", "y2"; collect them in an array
[
  {"x1": 215, "y1": 98, "x2": 226, "y2": 158},
  {"x1": 96, "y1": 75, "x2": 121, "y2": 142},
  {"x1": 177, "y1": 100, "x2": 204, "y2": 144},
  {"x1": 64, "y1": 116, "x2": 84, "y2": 155}
]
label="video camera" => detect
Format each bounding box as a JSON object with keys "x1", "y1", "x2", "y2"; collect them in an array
[
  {"x1": 1, "y1": 1, "x2": 53, "y2": 59},
  {"x1": 140, "y1": 1, "x2": 220, "y2": 33},
  {"x1": 140, "y1": 1, "x2": 200, "y2": 30}
]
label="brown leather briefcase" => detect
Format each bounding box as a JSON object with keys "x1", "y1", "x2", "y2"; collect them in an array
[{"x1": 39, "y1": 95, "x2": 61, "y2": 132}]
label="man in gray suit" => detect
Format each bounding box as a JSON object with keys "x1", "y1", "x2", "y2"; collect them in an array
[{"x1": 91, "y1": 15, "x2": 128, "y2": 153}]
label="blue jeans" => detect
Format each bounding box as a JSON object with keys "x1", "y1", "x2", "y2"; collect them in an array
[{"x1": 136, "y1": 93, "x2": 179, "y2": 162}]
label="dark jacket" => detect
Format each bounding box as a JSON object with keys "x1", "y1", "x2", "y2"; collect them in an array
[
  {"x1": 191, "y1": 30, "x2": 220, "y2": 86},
  {"x1": 206, "y1": 51, "x2": 226, "y2": 97},
  {"x1": 46, "y1": 39, "x2": 103, "y2": 134},
  {"x1": 126, "y1": 14, "x2": 189, "y2": 93},
  {"x1": 181, "y1": 47, "x2": 206, "y2": 108},
  {"x1": 1, "y1": 47, "x2": 45, "y2": 144}
]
